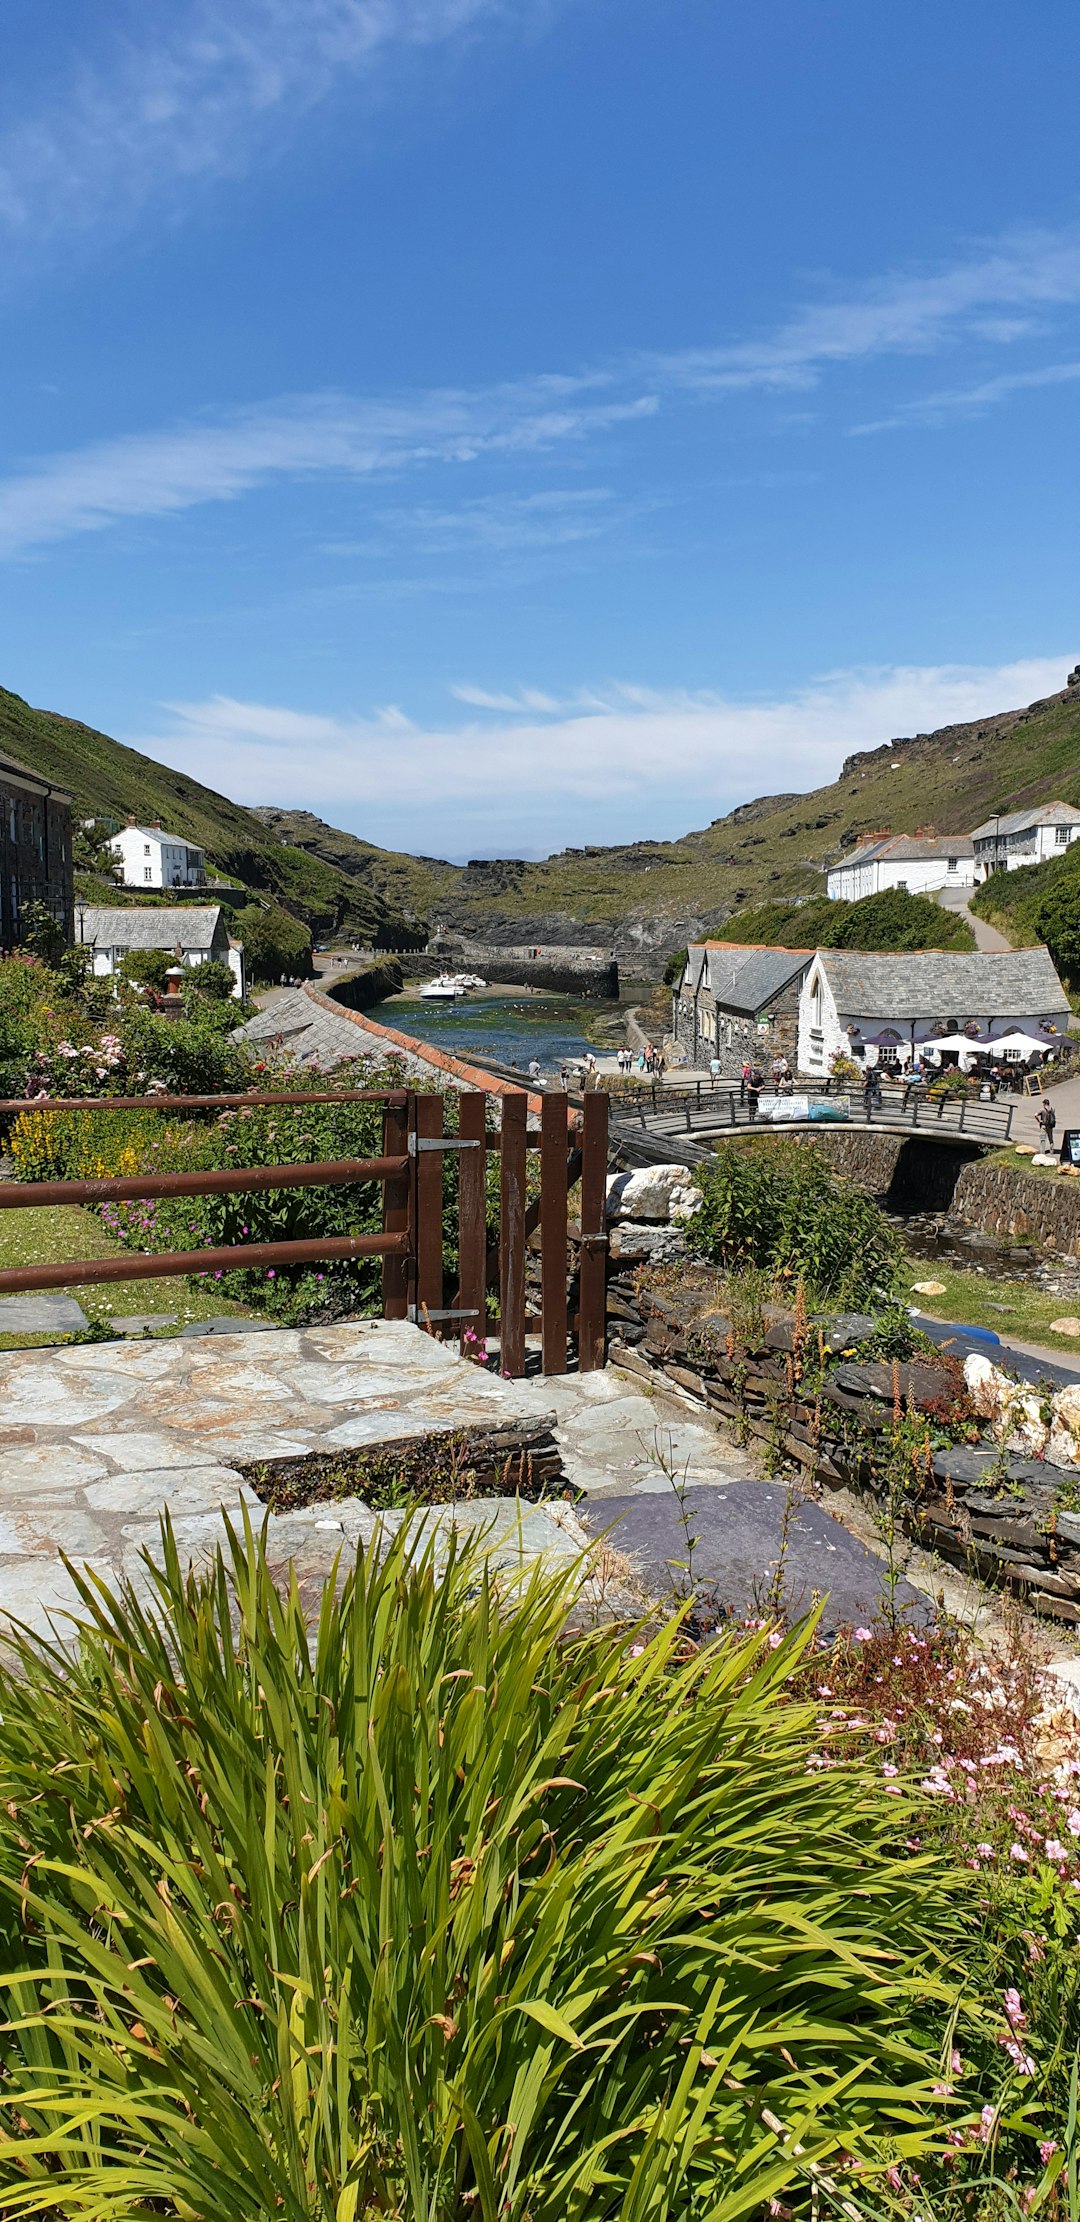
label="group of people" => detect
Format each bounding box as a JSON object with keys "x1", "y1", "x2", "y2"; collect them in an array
[{"x1": 614, "y1": 1043, "x2": 666, "y2": 1078}]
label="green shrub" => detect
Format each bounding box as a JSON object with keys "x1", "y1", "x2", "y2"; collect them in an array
[
  {"x1": 0, "y1": 1518, "x2": 969, "y2": 2220},
  {"x1": 233, "y1": 899, "x2": 313, "y2": 983},
  {"x1": 731, "y1": 888, "x2": 975, "y2": 953},
  {"x1": 688, "y1": 1139, "x2": 904, "y2": 1305},
  {"x1": 121, "y1": 1005, "x2": 253, "y2": 1094},
  {"x1": 117, "y1": 946, "x2": 174, "y2": 993}
]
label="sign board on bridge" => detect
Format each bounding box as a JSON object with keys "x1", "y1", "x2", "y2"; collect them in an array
[{"x1": 757, "y1": 1094, "x2": 850, "y2": 1124}]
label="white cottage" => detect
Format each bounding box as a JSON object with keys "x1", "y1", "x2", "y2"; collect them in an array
[
  {"x1": 826, "y1": 830, "x2": 974, "y2": 902},
  {"x1": 971, "y1": 802, "x2": 1080, "y2": 881},
  {"x1": 798, "y1": 947, "x2": 1070, "y2": 1076},
  {"x1": 109, "y1": 822, "x2": 206, "y2": 890},
  {"x1": 76, "y1": 906, "x2": 244, "y2": 998}
]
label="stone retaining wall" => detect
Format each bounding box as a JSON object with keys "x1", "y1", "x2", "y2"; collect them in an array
[
  {"x1": 950, "y1": 1159, "x2": 1080, "y2": 1255},
  {"x1": 324, "y1": 959, "x2": 404, "y2": 1012},
  {"x1": 599, "y1": 1250, "x2": 1080, "y2": 1623}
]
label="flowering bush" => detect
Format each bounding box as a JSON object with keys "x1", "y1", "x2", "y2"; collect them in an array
[{"x1": 802, "y1": 1613, "x2": 1080, "y2": 2210}]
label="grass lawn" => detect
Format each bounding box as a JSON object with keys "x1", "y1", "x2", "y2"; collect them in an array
[
  {"x1": 901, "y1": 1254, "x2": 1080, "y2": 1350},
  {"x1": 0, "y1": 1205, "x2": 254, "y2": 1348}
]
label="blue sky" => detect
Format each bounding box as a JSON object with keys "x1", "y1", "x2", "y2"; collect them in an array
[{"x1": 1, "y1": 0, "x2": 1078, "y2": 859}]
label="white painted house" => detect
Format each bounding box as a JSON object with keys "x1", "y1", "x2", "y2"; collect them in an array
[
  {"x1": 109, "y1": 822, "x2": 206, "y2": 890},
  {"x1": 797, "y1": 947, "x2": 1070, "y2": 1077},
  {"x1": 826, "y1": 830, "x2": 974, "y2": 902},
  {"x1": 77, "y1": 906, "x2": 244, "y2": 998},
  {"x1": 971, "y1": 802, "x2": 1080, "y2": 881}
]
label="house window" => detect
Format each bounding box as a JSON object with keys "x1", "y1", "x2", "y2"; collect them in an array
[
  {"x1": 879, "y1": 1045, "x2": 900, "y2": 1067},
  {"x1": 144, "y1": 867, "x2": 153, "y2": 881},
  {"x1": 1002, "y1": 1047, "x2": 1022, "y2": 1063},
  {"x1": 1056, "y1": 827, "x2": 1071, "y2": 845},
  {"x1": 8, "y1": 805, "x2": 15, "y2": 843},
  {"x1": 143, "y1": 843, "x2": 151, "y2": 855},
  {"x1": 947, "y1": 856, "x2": 958, "y2": 872}
]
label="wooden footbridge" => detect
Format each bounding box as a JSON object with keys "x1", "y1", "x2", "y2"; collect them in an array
[{"x1": 608, "y1": 1080, "x2": 1015, "y2": 1165}]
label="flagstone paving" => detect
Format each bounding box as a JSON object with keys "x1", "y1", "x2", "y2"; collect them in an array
[{"x1": 0, "y1": 1319, "x2": 911, "y2": 1639}]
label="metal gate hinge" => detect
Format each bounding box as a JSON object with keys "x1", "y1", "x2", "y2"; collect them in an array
[
  {"x1": 407, "y1": 1134, "x2": 483, "y2": 1155},
  {"x1": 407, "y1": 1305, "x2": 482, "y2": 1322}
]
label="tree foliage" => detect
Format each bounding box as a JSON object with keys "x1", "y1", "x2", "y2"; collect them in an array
[
  {"x1": 732, "y1": 888, "x2": 974, "y2": 953},
  {"x1": 233, "y1": 900, "x2": 313, "y2": 983}
]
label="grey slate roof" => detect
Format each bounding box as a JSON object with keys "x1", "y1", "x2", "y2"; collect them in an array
[
  {"x1": 815, "y1": 946, "x2": 1070, "y2": 1022},
  {"x1": 78, "y1": 906, "x2": 223, "y2": 952},
  {"x1": 686, "y1": 942, "x2": 812, "y2": 1013},
  {"x1": 832, "y1": 832, "x2": 974, "y2": 869},
  {"x1": 234, "y1": 988, "x2": 442, "y2": 1081},
  {"x1": 113, "y1": 826, "x2": 204, "y2": 849},
  {"x1": 970, "y1": 801, "x2": 1080, "y2": 841}
]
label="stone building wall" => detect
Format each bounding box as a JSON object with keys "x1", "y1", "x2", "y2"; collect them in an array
[
  {"x1": 0, "y1": 763, "x2": 73, "y2": 947},
  {"x1": 672, "y1": 975, "x2": 802, "y2": 1073}
]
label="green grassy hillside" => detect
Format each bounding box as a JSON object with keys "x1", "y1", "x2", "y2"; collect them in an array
[
  {"x1": 0, "y1": 687, "x2": 421, "y2": 945},
  {"x1": 7, "y1": 668, "x2": 1080, "y2": 972},
  {"x1": 258, "y1": 673, "x2": 1080, "y2": 963}
]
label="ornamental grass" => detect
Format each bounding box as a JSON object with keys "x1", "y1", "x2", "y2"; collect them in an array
[{"x1": 0, "y1": 1516, "x2": 972, "y2": 2221}]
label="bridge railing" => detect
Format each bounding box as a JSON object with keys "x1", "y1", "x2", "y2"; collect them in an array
[
  {"x1": 611, "y1": 1080, "x2": 1014, "y2": 1146},
  {"x1": 0, "y1": 1087, "x2": 609, "y2": 1377}
]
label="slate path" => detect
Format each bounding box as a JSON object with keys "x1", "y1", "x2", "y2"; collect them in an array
[
  {"x1": 575, "y1": 1484, "x2": 930, "y2": 1640},
  {"x1": 0, "y1": 1320, "x2": 913, "y2": 1640}
]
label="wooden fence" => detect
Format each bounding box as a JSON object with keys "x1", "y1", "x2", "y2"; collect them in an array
[{"x1": 0, "y1": 1087, "x2": 609, "y2": 1377}]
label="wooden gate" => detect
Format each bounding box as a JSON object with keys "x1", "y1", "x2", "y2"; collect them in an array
[{"x1": 0, "y1": 1085, "x2": 608, "y2": 1377}]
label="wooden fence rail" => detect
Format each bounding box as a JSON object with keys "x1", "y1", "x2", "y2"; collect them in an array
[{"x1": 0, "y1": 1087, "x2": 608, "y2": 1377}]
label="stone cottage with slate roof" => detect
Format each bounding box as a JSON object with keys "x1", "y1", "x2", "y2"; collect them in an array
[
  {"x1": 826, "y1": 829, "x2": 974, "y2": 902},
  {"x1": 77, "y1": 905, "x2": 245, "y2": 998},
  {"x1": 798, "y1": 946, "x2": 1070, "y2": 1077},
  {"x1": 672, "y1": 942, "x2": 813, "y2": 1073},
  {"x1": 971, "y1": 800, "x2": 1080, "y2": 880}
]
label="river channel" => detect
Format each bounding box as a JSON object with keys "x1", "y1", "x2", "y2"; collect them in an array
[{"x1": 365, "y1": 990, "x2": 624, "y2": 1073}]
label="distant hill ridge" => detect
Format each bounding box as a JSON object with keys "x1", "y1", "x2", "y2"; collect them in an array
[
  {"x1": 4, "y1": 666, "x2": 1079, "y2": 975},
  {"x1": 257, "y1": 666, "x2": 1080, "y2": 969}
]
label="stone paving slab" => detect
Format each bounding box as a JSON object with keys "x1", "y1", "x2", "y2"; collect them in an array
[
  {"x1": 576, "y1": 1484, "x2": 931, "y2": 1640},
  {"x1": 0, "y1": 1320, "x2": 911, "y2": 1642},
  {"x1": 0, "y1": 1292, "x2": 89, "y2": 1334}
]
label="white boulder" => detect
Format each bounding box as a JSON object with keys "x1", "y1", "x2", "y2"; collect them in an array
[
  {"x1": 963, "y1": 1353, "x2": 1050, "y2": 1457},
  {"x1": 1048, "y1": 1383, "x2": 1080, "y2": 1470},
  {"x1": 605, "y1": 1165, "x2": 704, "y2": 1224}
]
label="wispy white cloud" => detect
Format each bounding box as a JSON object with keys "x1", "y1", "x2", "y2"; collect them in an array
[
  {"x1": 0, "y1": 388, "x2": 656, "y2": 557},
  {"x1": 851, "y1": 357, "x2": 1080, "y2": 435},
  {"x1": 2, "y1": 224, "x2": 1080, "y2": 559},
  {"x1": 0, "y1": 0, "x2": 555, "y2": 243},
  {"x1": 139, "y1": 654, "x2": 1072, "y2": 855},
  {"x1": 654, "y1": 229, "x2": 1080, "y2": 394}
]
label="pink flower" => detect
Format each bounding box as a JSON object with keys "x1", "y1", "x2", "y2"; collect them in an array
[
  {"x1": 885, "y1": 2166, "x2": 903, "y2": 2191},
  {"x1": 1004, "y1": 1989, "x2": 1026, "y2": 2030},
  {"x1": 1044, "y1": 1838, "x2": 1068, "y2": 1864},
  {"x1": 854, "y1": 1627, "x2": 873, "y2": 1642},
  {"x1": 980, "y1": 2105, "x2": 997, "y2": 2141},
  {"x1": 1067, "y1": 1809, "x2": 1080, "y2": 1835},
  {"x1": 975, "y1": 1843, "x2": 994, "y2": 1860},
  {"x1": 882, "y1": 1762, "x2": 899, "y2": 1777},
  {"x1": 1000, "y1": 2037, "x2": 1036, "y2": 2075},
  {"x1": 1040, "y1": 2140, "x2": 1059, "y2": 2164},
  {"x1": 1010, "y1": 1843, "x2": 1030, "y2": 1864}
]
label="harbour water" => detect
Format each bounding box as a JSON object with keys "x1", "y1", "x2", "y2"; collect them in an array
[{"x1": 365, "y1": 991, "x2": 619, "y2": 1073}]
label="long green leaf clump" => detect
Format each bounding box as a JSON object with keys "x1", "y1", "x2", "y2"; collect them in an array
[{"x1": 0, "y1": 1516, "x2": 967, "y2": 2220}]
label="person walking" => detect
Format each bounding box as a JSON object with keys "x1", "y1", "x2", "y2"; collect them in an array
[
  {"x1": 528, "y1": 1057, "x2": 542, "y2": 1085},
  {"x1": 1037, "y1": 1096, "x2": 1058, "y2": 1151},
  {"x1": 709, "y1": 1053, "x2": 722, "y2": 1085},
  {"x1": 746, "y1": 1064, "x2": 762, "y2": 1121},
  {"x1": 863, "y1": 1065, "x2": 882, "y2": 1118}
]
